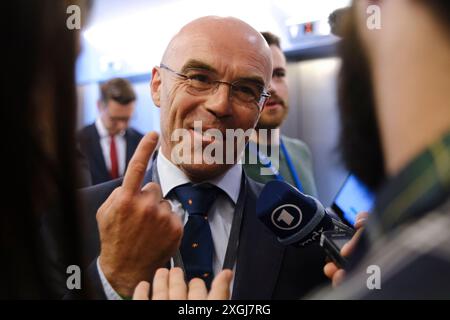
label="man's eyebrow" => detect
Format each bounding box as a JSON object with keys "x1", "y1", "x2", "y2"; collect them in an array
[
  {"x1": 273, "y1": 67, "x2": 286, "y2": 73},
  {"x1": 181, "y1": 60, "x2": 218, "y2": 74},
  {"x1": 110, "y1": 116, "x2": 130, "y2": 121},
  {"x1": 181, "y1": 59, "x2": 267, "y2": 87},
  {"x1": 239, "y1": 76, "x2": 266, "y2": 87}
]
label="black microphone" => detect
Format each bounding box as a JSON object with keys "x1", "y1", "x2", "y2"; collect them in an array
[{"x1": 256, "y1": 180, "x2": 353, "y2": 247}]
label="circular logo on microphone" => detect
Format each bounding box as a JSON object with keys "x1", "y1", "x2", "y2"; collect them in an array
[{"x1": 271, "y1": 204, "x2": 303, "y2": 230}]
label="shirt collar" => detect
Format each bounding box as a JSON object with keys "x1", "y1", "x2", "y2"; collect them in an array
[
  {"x1": 156, "y1": 149, "x2": 242, "y2": 204},
  {"x1": 95, "y1": 118, "x2": 126, "y2": 138},
  {"x1": 374, "y1": 130, "x2": 450, "y2": 232}
]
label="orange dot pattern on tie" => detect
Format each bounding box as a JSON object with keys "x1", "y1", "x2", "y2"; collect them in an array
[{"x1": 172, "y1": 183, "x2": 220, "y2": 289}]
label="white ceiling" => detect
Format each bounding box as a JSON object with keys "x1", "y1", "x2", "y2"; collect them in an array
[{"x1": 78, "y1": 0, "x2": 351, "y2": 80}]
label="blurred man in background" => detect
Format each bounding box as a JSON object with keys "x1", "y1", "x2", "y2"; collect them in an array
[
  {"x1": 78, "y1": 78, "x2": 143, "y2": 185},
  {"x1": 243, "y1": 32, "x2": 318, "y2": 197}
]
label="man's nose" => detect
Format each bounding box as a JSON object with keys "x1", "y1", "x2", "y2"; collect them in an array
[
  {"x1": 204, "y1": 84, "x2": 233, "y2": 117},
  {"x1": 269, "y1": 77, "x2": 277, "y2": 95}
]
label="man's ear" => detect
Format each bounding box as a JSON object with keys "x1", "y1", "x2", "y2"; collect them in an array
[{"x1": 151, "y1": 67, "x2": 162, "y2": 108}]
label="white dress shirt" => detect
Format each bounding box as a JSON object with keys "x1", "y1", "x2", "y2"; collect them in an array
[
  {"x1": 95, "y1": 118, "x2": 126, "y2": 176},
  {"x1": 98, "y1": 149, "x2": 242, "y2": 299}
]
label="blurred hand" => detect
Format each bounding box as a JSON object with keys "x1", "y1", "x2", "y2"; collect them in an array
[
  {"x1": 133, "y1": 268, "x2": 233, "y2": 300},
  {"x1": 323, "y1": 212, "x2": 369, "y2": 287},
  {"x1": 97, "y1": 132, "x2": 183, "y2": 297}
]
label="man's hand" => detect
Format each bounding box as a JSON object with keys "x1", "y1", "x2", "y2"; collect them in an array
[
  {"x1": 323, "y1": 212, "x2": 369, "y2": 287},
  {"x1": 133, "y1": 268, "x2": 233, "y2": 300},
  {"x1": 97, "y1": 132, "x2": 183, "y2": 297}
]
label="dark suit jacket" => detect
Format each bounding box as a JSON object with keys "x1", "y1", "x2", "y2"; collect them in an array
[
  {"x1": 77, "y1": 123, "x2": 143, "y2": 185},
  {"x1": 74, "y1": 158, "x2": 327, "y2": 300}
]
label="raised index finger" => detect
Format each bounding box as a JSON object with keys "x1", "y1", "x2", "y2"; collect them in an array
[{"x1": 122, "y1": 131, "x2": 159, "y2": 194}]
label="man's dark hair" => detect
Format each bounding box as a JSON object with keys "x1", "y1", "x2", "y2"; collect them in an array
[
  {"x1": 422, "y1": 0, "x2": 450, "y2": 34},
  {"x1": 261, "y1": 31, "x2": 281, "y2": 49},
  {"x1": 329, "y1": 7, "x2": 349, "y2": 37},
  {"x1": 100, "y1": 78, "x2": 136, "y2": 105}
]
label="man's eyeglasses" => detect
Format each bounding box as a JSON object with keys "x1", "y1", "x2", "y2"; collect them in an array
[{"x1": 160, "y1": 63, "x2": 270, "y2": 110}]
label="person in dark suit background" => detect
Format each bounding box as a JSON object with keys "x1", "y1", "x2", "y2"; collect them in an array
[
  {"x1": 73, "y1": 16, "x2": 327, "y2": 300},
  {"x1": 78, "y1": 78, "x2": 143, "y2": 185}
]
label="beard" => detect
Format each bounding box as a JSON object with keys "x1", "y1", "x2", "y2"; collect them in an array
[
  {"x1": 256, "y1": 93, "x2": 289, "y2": 130},
  {"x1": 337, "y1": 12, "x2": 386, "y2": 191}
]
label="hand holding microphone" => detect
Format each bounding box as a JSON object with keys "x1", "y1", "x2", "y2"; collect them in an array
[
  {"x1": 256, "y1": 180, "x2": 369, "y2": 288},
  {"x1": 323, "y1": 212, "x2": 369, "y2": 287},
  {"x1": 256, "y1": 180, "x2": 353, "y2": 248}
]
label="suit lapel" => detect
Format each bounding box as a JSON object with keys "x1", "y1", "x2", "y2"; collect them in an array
[
  {"x1": 125, "y1": 130, "x2": 133, "y2": 169},
  {"x1": 143, "y1": 151, "x2": 158, "y2": 184},
  {"x1": 89, "y1": 124, "x2": 110, "y2": 180},
  {"x1": 145, "y1": 153, "x2": 173, "y2": 271},
  {"x1": 231, "y1": 177, "x2": 285, "y2": 299}
]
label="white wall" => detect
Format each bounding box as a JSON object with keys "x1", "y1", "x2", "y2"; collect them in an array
[
  {"x1": 76, "y1": 0, "x2": 351, "y2": 83},
  {"x1": 76, "y1": 79, "x2": 160, "y2": 135},
  {"x1": 282, "y1": 57, "x2": 348, "y2": 205}
]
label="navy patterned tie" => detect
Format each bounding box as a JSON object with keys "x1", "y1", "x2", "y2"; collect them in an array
[{"x1": 172, "y1": 183, "x2": 220, "y2": 288}]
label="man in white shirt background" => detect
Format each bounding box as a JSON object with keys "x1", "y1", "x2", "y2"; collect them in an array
[{"x1": 78, "y1": 78, "x2": 143, "y2": 185}]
